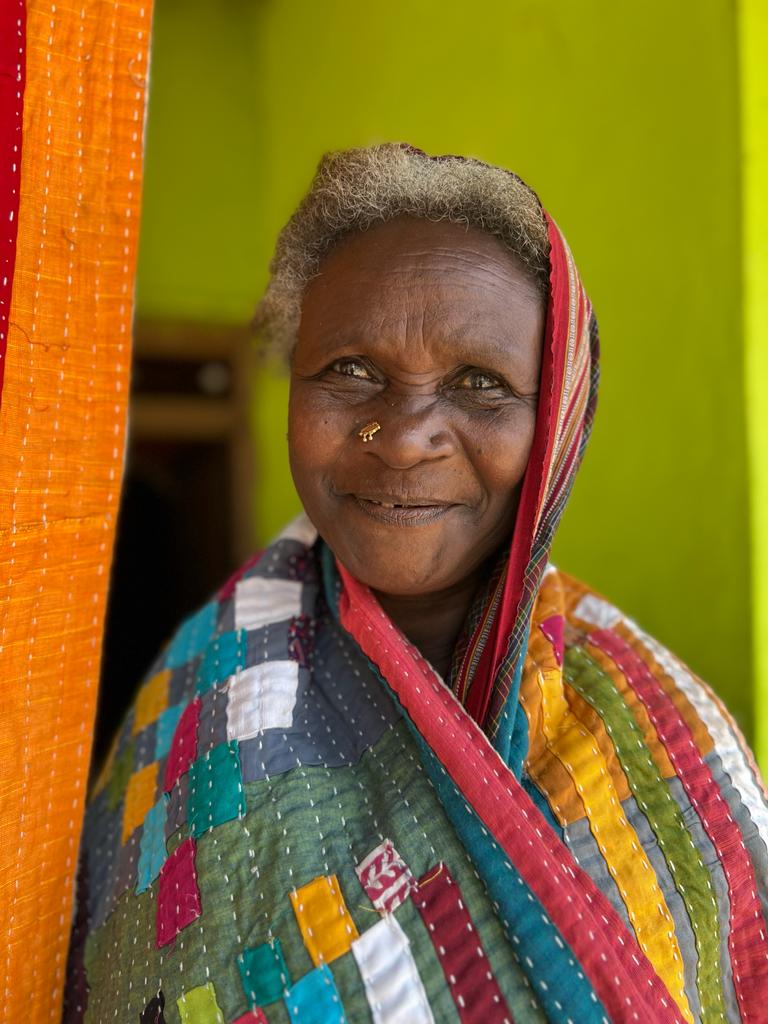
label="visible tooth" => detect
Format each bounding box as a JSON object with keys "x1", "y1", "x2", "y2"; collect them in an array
[{"x1": 382, "y1": 502, "x2": 395, "y2": 509}]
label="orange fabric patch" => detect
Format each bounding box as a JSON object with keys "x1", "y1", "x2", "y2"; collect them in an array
[
  {"x1": 122, "y1": 763, "x2": 159, "y2": 844},
  {"x1": 289, "y1": 874, "x2": 359, "y2": 966},
  {"x1": 133, "y1": 670, "x2": 171, "y2": 735}
]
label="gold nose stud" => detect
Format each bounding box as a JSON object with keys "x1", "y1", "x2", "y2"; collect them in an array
[{"x1": 358, "y1": 421, "x2": 381, "y2": 443}]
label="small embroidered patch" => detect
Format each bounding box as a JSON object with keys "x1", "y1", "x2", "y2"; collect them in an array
[
  {"x1": 156, "y1": 837, "x2": 202, "y2": 948},
  {"x1": 106, "y1": 740, "x2": 134, "y2": 811},
  {"x1": 163, "y1": 698, "x2": 201, "y2": 793},
  {"x1": 176, "y1": 982, "x2": 224, "y2": 1023},
  {"x1": 238, "y1": 938, "x2": 291, "y2": 1007},
  {"x1": 539, "y1": 614, "x2": 565, "y2": 666},
  {"x1": 355, "y1": 839, "x2": 414, "y2": 915},
  {"x1": 165, "y1": 774, "x2": 189, "y2": 839},
  {"x1": 188, "y1": 740, "x2": 246, "y2": 838},
  {"x1": 290, "y1": 874, "x2": 359, "y2": 966},
  {"x1": 137, "y1": 795, "x2": 169, "y2": 893},
  {"x1": 226, "y1": 661, "x2": 300, "y2": 740},
  {"x1": 165, "y1": 601, "x2": 219, "y2": 670},
  {"x1": 196, "y1": 629, "x2": 247, "y2": 695},
  {"x1": 284, "y1": 964, "x2": 348, "y2": 1024},
  {"x1": 155, "y1": 702, "x2": 185, "y2": 761},
  {"x1": 133, "y1": 670, "x2": 171, "y2": 734},
  {"x1": 122, "y1": 762, "x2": 159, "y2": 844},
  {"x1": 140, "y1": 990, "x2": 166, "y2": 1024}
]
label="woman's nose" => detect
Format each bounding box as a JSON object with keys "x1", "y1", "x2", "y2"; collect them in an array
[{"x1": 362, "y1": 397, "x2": 454, "y2": 470}]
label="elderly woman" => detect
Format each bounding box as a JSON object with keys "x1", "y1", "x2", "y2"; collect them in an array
[{"x1": 66, "y1": 145, "x2": 768, "y2": 1024}]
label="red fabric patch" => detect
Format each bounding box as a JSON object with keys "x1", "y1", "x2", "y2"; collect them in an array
[
  {"x1": 230, "y1": 1012, "x2": 267, "y2": 1024},
  {"x1": 411, "y1": 863, "x2": 513, "y2": 1024},
  {"x1": 156, "y1": 837, "x2": 201, "y2": 948},
  {"x1": 539, "y1": 614, "x2": 564, "y2": 666},
  {"x1": 163, "y1": 698, "x2": 201, "y2": 793},
  {"x1": 0, "y1": 0, "x2": 26, "y2": 408}
]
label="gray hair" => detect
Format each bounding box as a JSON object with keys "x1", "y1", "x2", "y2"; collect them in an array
[{"x1": 253, "y1": 143, "x2": 550, "y2": 359}]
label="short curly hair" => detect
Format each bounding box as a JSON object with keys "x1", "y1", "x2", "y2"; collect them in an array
[{"x1": 253, "y1": 143, "x2": 551, "y2": 359}]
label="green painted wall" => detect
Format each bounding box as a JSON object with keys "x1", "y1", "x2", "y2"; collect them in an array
[
  {"x1": 136, "y1": 1, "x2": 754, "y2": 736},
  {"x1": 739, "y1": 0, "x2": 768, "y2": 763}
]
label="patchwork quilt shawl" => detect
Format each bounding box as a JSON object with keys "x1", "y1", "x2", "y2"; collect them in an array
[
  {"x1": 66, "y1": 519, "x2": 768, "y2": 1023},
  {"x1": 66, "y1": 207, "x2": 768, "y2": 1022}
]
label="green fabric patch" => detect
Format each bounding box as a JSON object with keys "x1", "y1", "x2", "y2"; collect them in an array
[
  {"x1": 188, "y1": 741, "x2": 246, "y2": 838},
  {"x1": 107, "y1": 741, "x2": 135, "y2": 811},
  {"x1": 238, "y1": 938, "x2": 291, "y2": 1007},
  {"x1": 177, "y1": 982, "x2": 224, "y2": 1023}
]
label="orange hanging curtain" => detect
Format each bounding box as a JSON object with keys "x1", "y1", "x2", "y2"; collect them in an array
[{"x1": 0, "y1": 1, "x2": 152, "y2": 1017}]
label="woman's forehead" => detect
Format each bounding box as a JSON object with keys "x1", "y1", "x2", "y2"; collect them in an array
[{"x1": 299, "y1": 217, "x2": 545, "y2": 368}]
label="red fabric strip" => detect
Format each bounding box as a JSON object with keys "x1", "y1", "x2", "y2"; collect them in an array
[
  {"x1": 589, "y1": 628, "x2": 768, "y2": 1022},
  {"x1": 338, "y1": 569, "x2": 685, "y2": 1024},
  {"x1": 163, "y1": 697, "x2": 201, "y2": 793},
  {"x1": 411, "y1": 862, "x2": 514, "y2": 1024},
  {"x1": 0, "y1": 0, "x2": 26, "y2": 408}
]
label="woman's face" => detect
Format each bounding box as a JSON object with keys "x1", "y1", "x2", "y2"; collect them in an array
[{"x1": 288, "y1": 215, "x2": 545, "y2": 598}]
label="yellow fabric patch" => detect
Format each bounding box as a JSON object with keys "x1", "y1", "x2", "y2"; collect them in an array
[
  {"x1": 177, "y1": 982, "x2": 225, "y2": 1024},
  {"x1": 289, "y1": 874, "x2": 359, "y2": 965},
  {"x1": 133, "y1": 670, "x2": 171, "y2": 735},
  {"x1": 122, "y1": 762, "x2": 159, "y2": 844}
]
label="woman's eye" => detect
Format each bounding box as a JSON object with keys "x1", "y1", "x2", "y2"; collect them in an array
[
  {"x1": 454, "y1": 370, "x2": 505, "y2": 391},
  {"x1": 331, "y1": 358, "x2": 374, "y2": 380}
]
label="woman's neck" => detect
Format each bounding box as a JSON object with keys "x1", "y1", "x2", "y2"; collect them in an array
[{"x1": 373, "y1": 571, "x2": 484, "y2": 679}]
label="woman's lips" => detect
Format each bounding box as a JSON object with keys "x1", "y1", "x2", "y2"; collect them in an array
[{"x1": 349, "y1": 495, "x2": 454, "y2": 526}]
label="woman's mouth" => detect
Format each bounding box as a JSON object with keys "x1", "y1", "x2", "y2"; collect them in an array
[{"x1": 350, "y1": 494, "x2": 454, "y2": 526}]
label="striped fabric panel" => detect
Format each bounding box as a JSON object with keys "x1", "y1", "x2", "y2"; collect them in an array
[
  {"x1": 537, "y1": 665, "x2": 692, "y2": 1022},
  {"x1": 339, "y1": 568, "x2": 687, "y2": 1024},
  {"x1": 627, "y1": 619, "x2": 768, "y2": 856},
  {"x1": 565, "y1": 646, "x2": 728, "y2": 1022},
  {"x1": 590, "y1": 628, "x2": 768, "y2": 1023}
]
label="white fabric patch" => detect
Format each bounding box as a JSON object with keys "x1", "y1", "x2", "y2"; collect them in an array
[
  {"x1": 226, "y1": 661, "x2": 300, "y2": 740},
  {"x1": 572, "y1": 593, "x2": 622, "y2": 630},
  {"x1": 352, "y1": 916, "x2": 434, "y2": 1024},
  {"x1": 234, "y1": 577, "x2": 303, "y2": 631},
  {"x1": 277, "y1": 514, "x2": 318, "y2": 548}
]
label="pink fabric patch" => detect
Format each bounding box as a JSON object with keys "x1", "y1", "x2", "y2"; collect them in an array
[
  {"x1": 218, "y1": 552, "x2": 264, "y2": 601},
  {"x1": 156, "y1": 837, "x2": 202, "y2": 948},
  {"x1": 356, "y1": 839, "x2": 414, "y2": 915},
  {"x1": 231, "y1": 1013, "x2": 268, "y2": 1024},
  {"x1": 163, "y1": 698, "x2": 201, "y2": 793},
  {"x1": 539, "y1": 614, "x2": 564, "y2": 665}
]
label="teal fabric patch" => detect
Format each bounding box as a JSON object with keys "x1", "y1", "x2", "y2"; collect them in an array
[
  {"x1": 188, "y1": 741, "x2": 245, "y2": 837},
  {"x1": 137, "y1": 795, "x2": 169, "y2": 893},
  {"x1": 107, "y1": 741, "x2": 135, "y2": 811},
  {"x1": 155, "y1": 703, "x2": 185, "y2": 760},
  {"x1": 237, "y1": 938, "x2": 291, "y2": 1007},
  {"x1": 165, "y1": 602, "x2": 218, "y2": 670},
  {"x1": 284, "y1": 965, "x2": 347, "y2": 1024},
  {"x1": 196, "y1": 629, "x2": 247, "y2": 696}
]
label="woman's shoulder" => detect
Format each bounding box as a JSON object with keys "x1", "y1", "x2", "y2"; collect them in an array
[{"x1": 532, "y1": 563, "x2": 768, "y2": 811}]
